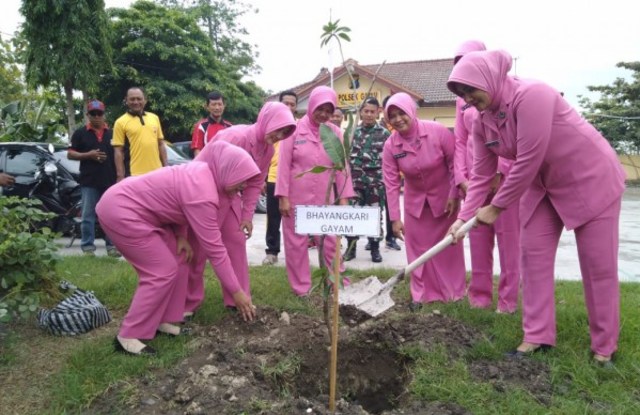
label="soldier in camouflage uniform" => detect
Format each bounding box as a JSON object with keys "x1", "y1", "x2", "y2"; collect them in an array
[{"x1": 343, "y1": 97, "x2": 390, "y2": 263}]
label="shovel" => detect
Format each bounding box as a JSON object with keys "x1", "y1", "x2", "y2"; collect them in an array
[{"x1": 340, "y1": 217, "x2": 477, "y2": 317}]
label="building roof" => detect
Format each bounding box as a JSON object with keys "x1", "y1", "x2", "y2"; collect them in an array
[
  {"x1": 361, "y1": 58, "x2": 456, "y2": 106},
  {"x1": 269, "y1": 57, "x2": 457, "y2": 107}
]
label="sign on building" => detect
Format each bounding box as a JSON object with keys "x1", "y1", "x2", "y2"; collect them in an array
[{"x1": 337, "y1": 91, "x2": 381, "y2": 107}]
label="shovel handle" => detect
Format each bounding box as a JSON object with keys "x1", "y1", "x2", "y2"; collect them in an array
[{"x1": 403, "y1": 217, "x2": 477, "y2": 277}]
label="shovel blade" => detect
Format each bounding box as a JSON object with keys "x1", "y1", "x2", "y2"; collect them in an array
[{"x1": 339, "y1": 276, "x2": 396, "y2": 317}]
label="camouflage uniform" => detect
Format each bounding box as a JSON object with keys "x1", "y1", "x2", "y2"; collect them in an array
[{"x1": 344, "y1": 122, "x2": 390, "y2": 258}]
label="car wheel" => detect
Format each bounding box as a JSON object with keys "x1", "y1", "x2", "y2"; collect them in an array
[{"x1": 255, "y1": 194, "x2": 267, "y2": 214}]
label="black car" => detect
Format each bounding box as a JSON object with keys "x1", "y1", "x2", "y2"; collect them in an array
[{"x1": 0, "y1": 142, "x2": 77, "y2": 199}]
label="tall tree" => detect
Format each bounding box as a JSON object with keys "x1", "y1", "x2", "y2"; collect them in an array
[
  {"x1": 580, "y1": 61, "x2": 640, "y2": 154},
  {"x1": 0, "y1": 36, "x2": 24, "y2": 104},
  {"x1": 101, "y1": 1, "x2": 265, "y2": 141},
  {"x1": 156, "y1": 0, "x2": 260, "y2": 75},
  {"x1": 20, "y1": 0, "x2": 112, "y2": 134}
]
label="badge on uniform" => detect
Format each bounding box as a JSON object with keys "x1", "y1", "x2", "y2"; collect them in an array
[
  {"x1": 485, "y1": 140, "x2": 500, "y2": 148},
  {"x1": 498, "y1": 111, "x2": 506, "y2": 119},
  {"x1": 393, "y1": 152, "x2": 407, "y2": 159}
]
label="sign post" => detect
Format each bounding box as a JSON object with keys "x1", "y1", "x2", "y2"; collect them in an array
[{"x1": 295, "y1": 205, "x2": 380, "y2": 413}]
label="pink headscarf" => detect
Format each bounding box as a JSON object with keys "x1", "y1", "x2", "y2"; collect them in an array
[
  {"x1": 453, "y1": 40, "x2": 487, "y2": 64},
  {"x1": 200, "y1": 140, "x2": 260, "y2": 193},
  {"x1": 253, "y1": 101, "x2": 297, "y2": 141},
  {"x1": 305, "y1": 86, "x2": 337, "y2": 130},
  {"x1": 447, "y1": 49, "x2": 513, "y2": 111},
  {"x1": 383, "y1": 92, "x2": 419, "y2": 139}
]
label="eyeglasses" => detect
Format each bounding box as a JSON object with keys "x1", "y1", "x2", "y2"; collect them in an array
[{"x1": 88, "y1": 111, "x2": 104, "y2": 117}]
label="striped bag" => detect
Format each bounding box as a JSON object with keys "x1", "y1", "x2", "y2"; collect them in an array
[{"x1": 37, "y1": 281, "x2": 112, "y2": 336}]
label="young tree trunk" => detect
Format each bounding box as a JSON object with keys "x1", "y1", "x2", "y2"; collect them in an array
[{"x1": 64, "y1": 81, "x2": 76, "y2": 135}]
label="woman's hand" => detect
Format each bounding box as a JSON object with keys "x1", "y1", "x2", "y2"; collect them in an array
[
  {"x1": 392, "y1": 220, "x2": 405, "y2": 241},
  {"x1": 445, "y1": 198, "x2": 460, "y2": 217},
  {"x1": 232, "y1": 291, "x2": 257, "y2": 322},
  {"x1": 176, "y1": 236, "x2": 193, "y2": 263},
  {"x1": 476, "y1": 205, "x2": 503, "y2": 226},
  {"x1": 279, "y1": 197, "x2": 292, "y2": 217},
  {"x1": 240, "y1": 220, "x2": 253, "y2": 239},
  {"x1": 338, "y1": 198, "x2": 349, "y2": 206},
  {"x1": 447, "y1": 219, "x2": 467, "y2": 244},
  {"x1": 459, "y1": 181, "x2": 469, "y2": 197}
]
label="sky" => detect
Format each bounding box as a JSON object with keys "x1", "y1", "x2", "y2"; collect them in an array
[{"x1": 2, "y1": 0, "x2": 638, "y2": 110}]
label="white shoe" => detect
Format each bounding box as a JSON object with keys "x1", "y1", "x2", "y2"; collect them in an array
[{"x1": 262, "y1": 254, "x2": 278, "y2": 265}]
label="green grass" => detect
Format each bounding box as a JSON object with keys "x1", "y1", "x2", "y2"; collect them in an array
[{"x1": 1, "y1": 256, "x2": 639, "y2": 414}]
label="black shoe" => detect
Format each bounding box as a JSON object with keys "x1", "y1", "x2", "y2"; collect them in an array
[
  {"x1": 505, "y1": 344, "x2": 553, "y2": 359},
  {"x1": 156, "y1": 327, "x2": 192, "y2": 337},
  {"x1": 364, "y1": 241, "x2": 371, "y2": 251},
  {"x1": 408, "y1": 302, "x2": 423, "y2": 312},
  {"x1": 343, "y1": 249, "x2": 356, "y2": 262},
  {"x1": 386, "y1": 239, "x2": 401, "y2": 251},
  {"x1": 113, "y1": 337, "x2": 157, "y2": 356},
  {"x1": 371, "y1": 249, "x2": 382, "y2": 263}
]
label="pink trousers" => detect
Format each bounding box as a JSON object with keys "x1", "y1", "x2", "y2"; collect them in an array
[
  {"x1": 101, "y1": 223, "x2": 188, "y2": 340},
  {"x1": 281, "y1": 214, "x2": 345, "y2": 296},
  {"x1": 185, "y1": 198, "x2": 250, "y2": 310},
  {"x1": 405, "y1": 204, "x2": 466, "y2": 303},
  {"x1": 467, "y1": 200, "x2": 520, "y2": 312},
  {"x1": 520, "y1": 196, "x2": 621, "y2": 356}
]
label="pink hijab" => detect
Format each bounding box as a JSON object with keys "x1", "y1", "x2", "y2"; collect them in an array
[
  {"x1": 298, "y1": 86, "x2": 338, "y2": 135},
  {"x1": 447, "y1": 49, "x2": 513, "y2": 111},
  {"x1": 201, "y1": 140, "x2": 260, "y2": 193},
  {"x1": 453, "y1": 40, "x2": 487, "y2": 64},
  {"x1": 254, "y1": 101, "x2": 296, "y2": 139},
  {"x1": 384, "y1": 92, "x2": 419, "y2": 139}
]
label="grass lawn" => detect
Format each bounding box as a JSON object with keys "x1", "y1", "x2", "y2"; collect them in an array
[{"x1": 1, "y1": 255, "x2": 639, "y2": 414}]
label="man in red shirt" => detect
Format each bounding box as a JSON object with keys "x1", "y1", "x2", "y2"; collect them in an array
[{"x1": 190, "y1": 91, "x2": 232, "y2": 156}]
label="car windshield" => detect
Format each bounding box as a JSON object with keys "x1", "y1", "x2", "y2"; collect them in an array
[{"x1": 166, "y1": 144, "x2": 188, "y2": 163}]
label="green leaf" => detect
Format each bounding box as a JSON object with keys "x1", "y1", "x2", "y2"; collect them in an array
[
  {"x1": 320, "y1": 124, "x2": 345, "y2": 169},
  {"x1": 338, "y1": 33, "x2": 351, "y2": 42},
  {"x1": 295, "y1": 165, "x2": 332, "y2": 179}
]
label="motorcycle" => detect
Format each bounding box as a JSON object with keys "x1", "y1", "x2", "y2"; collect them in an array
[{"x1": 28, "y1": 159, "x2": 84, "y2": 248}]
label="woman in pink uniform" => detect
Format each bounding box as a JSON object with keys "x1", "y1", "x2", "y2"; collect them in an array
[
  {"x1": 276, "y1": 86, "x2": 355, "y2": 296},
  {"x1": 382, "y1": 93, "x2": 466, "y2": 309},
  {"x1": 187, "y1": 102, "x2": 296, "y2": 314},
  {"x1": 447, "y1": 50, "x2": 625, "y2": 364},
  {"x1": 97, "y1": 141, "x2": 260, "y2": 356},
  {"x1": 453, "y1": 40, "x2": 521, "y2": 314}
]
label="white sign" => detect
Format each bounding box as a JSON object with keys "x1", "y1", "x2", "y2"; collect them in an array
[{"x1": 295, "y1": 205, "x2": 381, "y2": 237}]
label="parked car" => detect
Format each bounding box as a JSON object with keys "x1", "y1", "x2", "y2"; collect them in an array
[{"x1": 172, "y1": 141, "x2": 194, "y2": 159}]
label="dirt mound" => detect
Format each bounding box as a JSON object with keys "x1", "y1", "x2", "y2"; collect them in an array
[{"x1": 88, "y1": 307, "x2": 549, "y2": 414}]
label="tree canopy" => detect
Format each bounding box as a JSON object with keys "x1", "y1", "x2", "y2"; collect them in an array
[
  {"x1": 100, "y1": 0, "x2": 265, "y2": 141},
  {"x1": 580, "y1": 61, "x2": 640, "y2": 154},
  {"x1": 0, "y1": 37, "x2": 24, "y2": 104},
  {"x1": 20, "y1": 0, "x2": 112, "y2": 134}
]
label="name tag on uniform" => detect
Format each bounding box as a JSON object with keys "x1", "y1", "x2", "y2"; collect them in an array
[
  {"x1": 295, "y1": 140, "x2": 307, "y2": 145},
  {"x1": 485, "y1": 140, "x2": 500, "y2": 148},
  {"x1": 393, "y1": 152, "x2": 407, "y2": 159}
]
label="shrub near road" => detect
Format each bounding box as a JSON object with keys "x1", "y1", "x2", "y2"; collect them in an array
[{"x1": 1, "y1": 257, "x2": 639, "y2": 414}]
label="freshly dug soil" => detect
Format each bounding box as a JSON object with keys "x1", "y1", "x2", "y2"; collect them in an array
[{"x1": 88, "y1": 306, "x2": 551, "y2": 415}]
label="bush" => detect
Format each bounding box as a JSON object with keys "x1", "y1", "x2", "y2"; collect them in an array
[{"x1": 0, "y1": 196, "x2": 60, "y2": 322}]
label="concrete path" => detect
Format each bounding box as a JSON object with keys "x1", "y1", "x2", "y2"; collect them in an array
[{"x1": 56, "y1": 187, "x2": 640, "y2": 282}]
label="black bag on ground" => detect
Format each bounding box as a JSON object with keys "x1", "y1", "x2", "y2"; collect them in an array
[{"x1": 37, "y1": 280, "x2": 112, "y2": 336}]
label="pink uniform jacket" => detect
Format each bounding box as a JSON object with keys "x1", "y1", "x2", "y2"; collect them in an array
[
  {"x1": 449, "y1": 51, "x2": 625, "y2": 229},
  {"x1": 97, "y1": 142, "x2": 260, "y2": 295},
  {"x1": 275, "y1": 91, "x2": 354, "y2": 204},
  {"x1": 382, "y1": 93, "x2": 458, "y2": 222},
  {"x1": 197, "y1": 102, "x2": 297, "y2": 221}
]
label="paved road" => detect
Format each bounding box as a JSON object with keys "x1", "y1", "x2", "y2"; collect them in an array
[{"x1": 57, "y1": 187, "x2": 640, "y2": 282}]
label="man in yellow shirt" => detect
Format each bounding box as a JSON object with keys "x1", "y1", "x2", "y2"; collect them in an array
[{"x1": 113, "y1": 87, "x2": 168, "y2": 180}]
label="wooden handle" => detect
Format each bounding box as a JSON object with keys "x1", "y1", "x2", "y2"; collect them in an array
[{"x1": 404, "y1": 217, "x2": 477, "y2": 277}]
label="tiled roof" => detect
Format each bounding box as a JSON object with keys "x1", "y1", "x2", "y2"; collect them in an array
[
  {"x1": 362, "y1": 58, "x2": 456, "y2": 105},
  {"x1": 267, "y1": 57, "x2": 457, "y2": 106}
]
